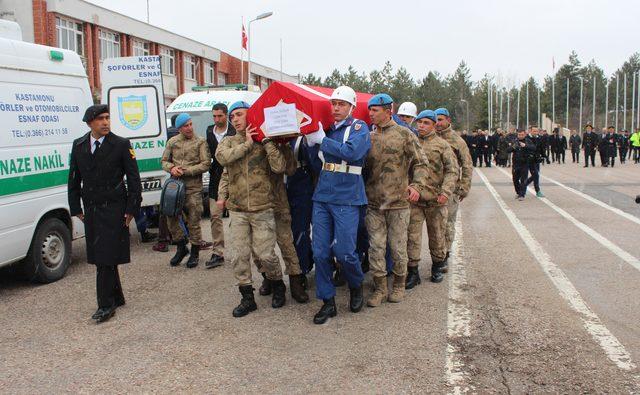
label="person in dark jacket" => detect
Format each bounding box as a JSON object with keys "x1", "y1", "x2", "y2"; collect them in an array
[
  {"x1": 601, "y1": 126, "x2": 617, "y2": 167},
  {"x1": 478, "y1": 130, "x2": 492, "y2": 167},
  {"x1": 569, "y1": 130, "x2": 582, "y2": 163},
  {"x1": 68, "y1": 104, "x2": 142, "y2": 323},
  {"x1": 617, "y1": 130, "x2": 629, "y2": 164},
  {"x1": 525, "y1": 126, "x2": 545, "y2": 197},
  {"x1": 204, "y1": 103, "x2": 236, "y2": 268},
  {"x1": 581, "y1": 124, "x2": 599, "y2": 167},
  {"x1": 509, "y1": 130, "x2": 536, "y2": 200},
  {"x1": 550, "y1": 128, "x2": 567, "y2": 163}
]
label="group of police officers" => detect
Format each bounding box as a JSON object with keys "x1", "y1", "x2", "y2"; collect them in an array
[{"x1": 159, "y1": 86, "x2": 473, "y2": 324}]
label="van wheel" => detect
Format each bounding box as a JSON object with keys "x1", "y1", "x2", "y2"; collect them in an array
[{"x1": 21, "y1": 218, "x2": 71, "y2": 283}]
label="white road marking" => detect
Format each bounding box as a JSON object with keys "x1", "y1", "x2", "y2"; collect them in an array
[
  {"x1": 495, "y1": 166, "x2": 640, "y2": 273},
  {"x1": 540, "y1": 173, "x2": 640, "y2": 226},
  {"x1": 476, "y1": 168, "x2": 637, "y2": 372},
  {"x1": 445, "y1": 212, "x2": 474, "y2": 394}
]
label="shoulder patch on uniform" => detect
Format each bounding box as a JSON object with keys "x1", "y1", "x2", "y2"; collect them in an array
[
  {"x1": 129, "y1": 148, "x2": 136, "y2": 159},
  {"x1": 354, "y1": 123, "x2": 362, "y2": 131}
]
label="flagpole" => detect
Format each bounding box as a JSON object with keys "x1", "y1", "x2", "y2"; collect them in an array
[
  {"x1": 506, "y1": 90, "x2": 510, "y2": 131},
  {"x1": 623, "y1": 73, "x2": 627, "y2": 130},
  {"x1": 615, "y1": 74, "x2": 619, "y2": 131},
  {"x1": 579, "y1": 76, "x2": 583, "y2": 133},
  {"x1": 516, "y1": 85, "x2": 521, "y2": 130},
  {"x1": 592, "y1": 75, "x2": 596, "y2": 128},
  {"x1": 526, "y1": 80, "x2": 529, "y2": 129},
  {"x1": 632, "y1": 72, "x2": 636, "y2": 133},
  {"x1": 537, "y1": 86, "x2": 541, "y2": 128},
  {"x1": 552, "y1": 58, "x2": 556, "y2": 128},
  {"x1": 605, "y1": 79, "x2": 609, "y2": 128},
  {"x1": 565, "y1": 78, "x2": 570, "y2": 130}
]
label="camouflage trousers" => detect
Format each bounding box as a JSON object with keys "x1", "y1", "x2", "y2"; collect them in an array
[
  {"x1": 167, "y1": 191, "x2": 202, "y2": 245},
  {"x1": 407, "y1": 204, "x2": 448, "y2": 266},
  {"x1": 254, "y1": 207, "x2": 302, "y2": 276},
  {"x1": 228, "y1": 208, "x2": 283, "y2": 286},
  {"x1": 209, "y1": 199, "x2": 225, "y2": 256},
  {"x1": 365, "y1": 207, "x2": 410, "y2": 278},
  {"x1": 445, "y1": 194, "x2": 460, "y2": 253}
]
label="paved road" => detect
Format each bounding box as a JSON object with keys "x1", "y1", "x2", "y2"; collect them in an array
[{"x1": 1, "y1": 162, "x2": 639, "y2": 393}]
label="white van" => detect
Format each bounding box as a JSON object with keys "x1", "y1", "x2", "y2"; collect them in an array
[
  {"x1": 0, "y1": 21, "x2": 92, "y2": 282},
  {"x1": 166, "y1": 88, "x2": 261, "y2": 212}
]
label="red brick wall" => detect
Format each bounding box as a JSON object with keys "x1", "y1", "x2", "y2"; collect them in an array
[
  {"x1": 197, "y1": 57, "x2": 204, "y2": 85},
  {"x1": 218, "y1": 51, "x2": 247, "y2": 84},
  {"x1": 32, "y1": 0, "x2": 47, "y2": 44},
  {"x1": 84, "y1": 22, "x2": 95, "y2": 90},
  {"x1": 176, "y1": 50, "x2": 183, "y2": 94}
]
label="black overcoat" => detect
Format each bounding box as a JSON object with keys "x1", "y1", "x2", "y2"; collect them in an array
[{"x1": 68, "y1": 132, "x2": 142, "y2": 266}]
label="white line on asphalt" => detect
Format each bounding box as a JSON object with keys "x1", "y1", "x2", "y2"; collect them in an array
[
  {"x1": 445, "y1": 212, "x2": 474, "y2": 394},
  {"x1": 540, "y1": 173, "x2": 640, "y2": 226},
  {"x1": 476, "y1": 168, "x2": 637, "y2": 372},
  {"x1": 495, "y1": 166, "x2": 640, "y2": 273}
]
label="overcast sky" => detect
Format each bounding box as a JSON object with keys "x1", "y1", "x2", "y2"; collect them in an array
[{"x1": 87, "y1": 0, "x2": 638, "y2": 85}]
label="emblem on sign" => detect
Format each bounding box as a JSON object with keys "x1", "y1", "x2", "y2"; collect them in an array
[{"x1": 118, "y1": 95, "x2": 148, "y2": 131}]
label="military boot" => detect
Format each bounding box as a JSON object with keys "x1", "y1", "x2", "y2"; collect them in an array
[
  {"x1": 289, "y1": 274, "x2": 309, "y2": 304},
  {"x1": 271, "y1": 279, "x2": 287, "y2": 308},
  {"x1": 405, "y1": 265, "x2": 421, "y2": 289},
  {"x1": 313, "y1": 298, "x2": 337, "y2": 324},
  {"x1": 441, "y1": 252, "x2": 450, "y2": 273},
  {"x1": 431, "y1": 261, "x2": 444, "y2": 283},
  {"x1": 185, "y1": 245, "x2": 199, "y2": 268},
  {"x1": 367, "y1": 276, "x2": 388, "y2": 307},
  {"x1": 259, "y1": 272, "x2": 272, "y2": 296},
  {"x1": 170, "y1": 239, "x2": 189, "y2": 266},
  {"x1": 388, "y1": 274, "x2": 406, "y2": 303},
  {"x1": 349, "y1": 284, "x2": 364, "y2": 313},
  {"x1": 232, "y1": 285, "x2": 257, "y2": 317}
]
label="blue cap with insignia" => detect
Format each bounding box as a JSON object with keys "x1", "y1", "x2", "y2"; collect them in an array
[
  {"x1": 174, "y1": 113, "x2": 191, "y2": 129},
  {"x1": 229, "y1": 101, "x2": 251, "y2": 115},
  {"x1": 367, "y1": 93, "x2": 394, "y2": 109},
  {"x1": 434, "y1": 108, "x2": 450, "y2": 117},
  {"x1": 416, "y1": 109, "x2": 437, "y2": 123}
]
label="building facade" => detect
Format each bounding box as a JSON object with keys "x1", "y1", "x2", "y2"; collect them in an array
[{"x1": 1, "y1": 0, "x2": 298, "y2": 105}]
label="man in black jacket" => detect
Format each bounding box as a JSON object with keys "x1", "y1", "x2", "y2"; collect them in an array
[
  {"x1": 509, "y1": 130, "x2": 536, "y2": 200},
  {"x1": 569, "y1": 130, "x2": 582, "y2": 163},
  {"x1": 581, "y1": 124, "x2": 598, "y2": 167},
  {"x1": 602, "y1": 126, "x2": 617, "y2": 167},
  {"x1": 551, "y1": 128, "x2": 567, "y2": 163},
  {"x1": 526, "y1": 126, "x2": 545, "y2": 197},
  {"x1": 68, "y1": 104, "x2": 142, "y2": 323},
  {"x1": 204, "y1": 103, "x2": 236, "y2": 268}
]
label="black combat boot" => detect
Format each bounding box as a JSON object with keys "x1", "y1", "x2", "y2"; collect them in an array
[
  {"x1": 185, "y1": 245, "x2": 200, "y2": 268},
  {"x1": 431, "y1": 261, "x2": 444, "y2": 283},
  {"x1": 405, "y1": 266, "x2": 421, "y2": 289},
  {"x1": 271, "y1": 279, "x2": 287, "y2": 308},
  {"x1": 349, "y1": 284, "x2": 364, "y2": 313},
  {"x1": 170, "y1": 239, "x2": 189, "y2": 266},
  {"x1": 441, "y1": 253, "x2": 450, "y2": 274},
  {"x1": 289, "y1": 274, "x2": 309, "y2": 304},
  {"x1": 259, "y1": 272, "x2": 272, "y2": 296},
  {"x1": 232, "y1": 285, "x2": 257, "y2": 317},
  {"x1": 313, "y1": 297, "x2": 337, "y2": 324}
]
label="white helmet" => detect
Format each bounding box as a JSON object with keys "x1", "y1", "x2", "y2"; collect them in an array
[
  {"x1": 330, "y1": 86, "x2": 357, "y2": 107},
  {"x1": 397, "y1": 102, "x2": 418, "y2": 118}
]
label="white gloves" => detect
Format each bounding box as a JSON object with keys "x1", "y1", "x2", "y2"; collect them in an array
[{"x1": 305, "y1": 122, "x2": 326, "y2": 147}]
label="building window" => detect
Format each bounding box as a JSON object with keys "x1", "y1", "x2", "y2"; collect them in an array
[
  {"x1": 98, "y1": 29, "x2": 120, "y2": 60},
  {"x1": 132, "y1": 38, "x2": 150, "y2": 56},
  {"x1": 249, "y1": 73, "x2": 257, "y2": 87},
  {"x1": 55, "y1": 17, "x2": 84, "y2": 56},
  {"x1": 184, "y1": 55, "x2": 196, "y2": 81},
  {"x1": 160, "y1": 47, "x2": 175, "y2": 76},
  {"x1": 217, "y1": 72, "x2": 227, "y2": 86},
  {"x1": 204, "y1": 61, "x2": 214, "y2": 84},
  {"x1": 260, "y1": 77, "x2": 269, "y2": 92}
]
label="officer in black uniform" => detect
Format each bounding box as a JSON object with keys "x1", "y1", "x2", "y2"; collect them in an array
[
  {"x1": 68, "y1": 105, "x2": 142, "y2": 323},
  {"x1": 581, "y1": 124, "x2": 598, "y2": 167}
]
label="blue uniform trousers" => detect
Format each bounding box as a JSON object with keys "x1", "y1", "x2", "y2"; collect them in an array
[
  {"x1": 288, "y1": 192, "x2": 314, "y2": 274},
  {"x1": 313, "y1": 202, "x2": 363, "y2": 300}
]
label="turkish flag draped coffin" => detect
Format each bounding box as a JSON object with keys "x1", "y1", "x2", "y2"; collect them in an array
[{"x1": 246, "y1": 82, "x2": 373, "y2": 142}]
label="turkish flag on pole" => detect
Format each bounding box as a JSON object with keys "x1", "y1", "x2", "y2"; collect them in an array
[{"x1": 241, "y1": 24, "x2": 248, "y2": 50}]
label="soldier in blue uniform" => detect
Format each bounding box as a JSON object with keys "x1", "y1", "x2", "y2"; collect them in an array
[
  {"x1": 286, "y1": 135, "x2": 316, "y2": 287},
  {"x1": 304, "y1": 86, "x2": 371, "y2": 324}
]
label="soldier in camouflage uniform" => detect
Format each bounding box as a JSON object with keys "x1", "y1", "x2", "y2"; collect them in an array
[
  {"x1": 215, "y1": 101, "x2": 288, "y2": 318},
  {"x1": 161, "y1": 113, "x2": 211, "y2": 269},
  {"x1": 435, "y1": 108, "x2": 473, "y2": 272},
  {"x1": 406, "y1": 110, "x2": 458, "y2": 288},
  {"x1": 365, "y1": 94, "x2": 437, "y2": 307},
  {"x1": 254, "y1": 142, "x2": 309, "y2": 303}
]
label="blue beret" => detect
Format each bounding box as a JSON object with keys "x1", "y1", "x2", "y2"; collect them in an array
[
  {"x1": 416, "y1": 109, "x2": 437, "y2": 123},
  {"x1": 174, "y1": 113, "x2": 191, "y2": 129},
  {"x1": 368, "y1": 93, "x2": 394, "y2": 108},
  {"x1": 229, "y1": 101, "x2": 251, "y2": 115},
  {"x1": 434, "y1": 108, "x2": 450, "y2": 117}
]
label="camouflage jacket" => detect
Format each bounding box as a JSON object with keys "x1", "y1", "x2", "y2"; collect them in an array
[
  {"x1": 215, "y1": 131, "x2": 286, "y2": 212},
  {"x1": 161, "y1": 133, "x2": 211, "y2": 192},
  {"x1": 365, "y1": 119, "x2": 436, "y2": 210},
  {"x1": 413, "y1": 130, "x2": 459, "y2": 207},
  {"x1": 437, "y1": 126, "x2": 473, "y2": 198}
]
